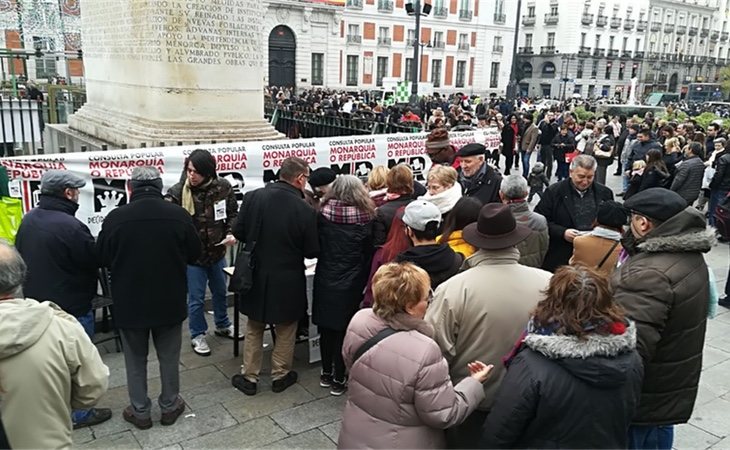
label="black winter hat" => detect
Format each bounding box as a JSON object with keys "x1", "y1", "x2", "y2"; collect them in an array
[
  {"x1": 309, "y1": 167, "x2": 337, "y2": 188},
  {"x1": 455, "y1": 143, "x2": 486, "y2": 157},
  {"x1": 597, "y1": 200, "x2": 629, "y2": 229},
  {"x1": 623, "y1": 188, "x2": 688, "y2": 222}
]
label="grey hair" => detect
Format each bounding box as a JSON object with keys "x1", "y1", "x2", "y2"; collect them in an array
[
  {"x1": 131, "y1": 166, "x2": 161, "y2": 180},
  {"x1": 500, "y1": 174, "x2": 529, "y2": 200},
  {"x1": 570, "y1": 154, "x2": 598, "y2": 171},
  {"x1": 0, "y1": 242, "x2": 26, "y2": 298},
  {"x1": 323, "y1": 174, "x2": 376, "y2": 217},
  {"x1": 714, "y1": 137, "x2": 726, "y2": 145}
]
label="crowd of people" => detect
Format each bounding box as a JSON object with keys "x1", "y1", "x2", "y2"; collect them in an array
[{"x1": 0, "y1": 112, "x2": 723, "y2": 449}]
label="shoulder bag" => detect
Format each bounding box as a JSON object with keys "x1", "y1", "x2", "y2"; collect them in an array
[
  {"x1": 228, "y1": 193, "x2": 264, "y2": 294},
  {"x1": 352, "y1": 327, "x2": 402, "y2": 365},
  {"x1": 596, "y1": 241, "x2": 620, "y2": 270}
]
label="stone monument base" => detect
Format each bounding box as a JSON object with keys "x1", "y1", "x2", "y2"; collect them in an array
[{"x1": 68, "y1": 104, "x2": 282, "y2": 149}]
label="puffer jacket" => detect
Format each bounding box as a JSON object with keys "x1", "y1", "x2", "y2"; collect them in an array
[
  {"x1": 671, "y1": 156, "x2": 705, "y2": 205},
  {"x1": 437, "y1": 230, "x2": 476, "y2": 258},
  {"x1": 339, "y1": 309, "x2": 485, "y2": 449},
  {"x1": 613, "y1": 207, "x2": 714, "y2": 425},
  {"x1": 313, "y1": 200, "x2": 374, "y2": 331},
  {"x1": 508, "y1": 201, "x2": 549, "y2": 268},
  {"x1": 0, "y1": 299, "x2": 109, "y2": 449},
  {"x1": 166, "y1": 177, "x2": 238, "y2": 266},
  {"x1": 481, "y1": 323, "x2": 643, "y2": 448}
]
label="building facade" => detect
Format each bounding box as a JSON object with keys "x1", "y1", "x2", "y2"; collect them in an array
[{"x1": 517, "y1": 0, "x2": 730, "y2": 101}]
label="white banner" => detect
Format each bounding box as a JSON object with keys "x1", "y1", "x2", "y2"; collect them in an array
[{"x1": 0, "y1": 128, "x2": 501, "y2": 236}]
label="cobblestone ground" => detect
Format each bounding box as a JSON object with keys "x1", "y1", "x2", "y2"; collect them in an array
[{"x1": 75, "y1": 168, "x2": 730, "y2": 449}]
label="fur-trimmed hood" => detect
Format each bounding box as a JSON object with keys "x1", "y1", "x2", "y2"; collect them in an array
[
  {"x1": 523, "y1": 322, "x2": 638, "y2": 388},
  {"x1": 638, "y1": 207, "x2": 716, "y2": 254}
]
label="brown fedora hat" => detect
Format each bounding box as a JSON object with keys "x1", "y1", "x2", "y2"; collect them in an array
[{"x1": 463, "y1": 203, "x2": 533, "y2": 250}]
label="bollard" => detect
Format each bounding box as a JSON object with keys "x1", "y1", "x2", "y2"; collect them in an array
[
  {"x1": 81, "y1": 145, "x2": 88, "y2": 152},
  {"x1": 59, "y1": 146, "x2": 66, "y2": 153}
]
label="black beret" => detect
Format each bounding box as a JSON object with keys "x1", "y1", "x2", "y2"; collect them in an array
[
  {"x1": 309, "y1": 167, "x2": 337, "y2": 188},
  {"x1": 597, "y1": 200, "x2": 629, "y2": 229},
  {"x1": 623, "y1": 188, "x2": 688, "y2": 222},
  {"x1": 455, "y1": 143, "x2": 486, "y2": 157}
]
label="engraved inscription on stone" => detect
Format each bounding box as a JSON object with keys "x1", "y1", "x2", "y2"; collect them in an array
[{"x1": 83, "y1": 0, "x2": 265, "y2": 68}]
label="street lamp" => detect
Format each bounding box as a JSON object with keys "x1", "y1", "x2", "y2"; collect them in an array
[
  {"x1": 560, "y1": 54, "x2": 576, "y2": 101},
  {"x1": 406, "y1": 0, "x2": 431, "y2": 112}
]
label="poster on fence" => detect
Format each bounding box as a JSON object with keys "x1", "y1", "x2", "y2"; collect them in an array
[{"x1": 0, "y1": 128, "x2": 501, "y2": 236}]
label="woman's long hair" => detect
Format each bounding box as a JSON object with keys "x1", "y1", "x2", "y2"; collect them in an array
[
  {"x1": 381, "y1": 207, "x2": 411, "y2": 263},
  {"x1": 438, "y1": 197, "x2": 482, "y2": 244},
  {"x1": 532, "y1": 265, "x2": 626, "y2": 338},
  {"x1": 323, "y1": 175, "x2": 376, "y2": 217},
  {"x1": 645, "y1": 148, "x2": 669, "y2": 175}
]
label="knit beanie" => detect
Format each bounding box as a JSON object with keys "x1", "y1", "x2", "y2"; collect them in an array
[{"x1": 426, "y1": 128, "x2": 450, "y2": 150}]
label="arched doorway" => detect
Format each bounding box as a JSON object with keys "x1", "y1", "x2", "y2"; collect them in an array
[
  {"x1": 541, "y1": 62, "x2": 556, "y2": 78},
  {"x1": 269, "y1": 25, "x2": 296, "y2": 88},
  {"x1": 669, "y1": 73, "x2": 679, "y2": 92}
]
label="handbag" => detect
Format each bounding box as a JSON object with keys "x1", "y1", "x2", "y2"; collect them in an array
[
  {"x1": 352, "y1": 327, "x2": 402, "y2": 365},
  {"x1": 228, "y1": 193, "x2": 264, "y2": 294},
  {"x1": 565, "y1": 150, "x2": 580, "y2": 163},
  {"x1": 0, "y1": 196, "x2": 22, "y2": 245}
]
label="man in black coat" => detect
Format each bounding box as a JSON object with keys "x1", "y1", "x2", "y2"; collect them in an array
[
  {"x1": 15, "y1": 169, "x2": 112, "y2": 429},
  {"x1": 97, "y1": 167, "x2": 201, "y2": 430},
  {"x1": 456, "y1": 143, "x2": 502, "y2": 205},
  {"x1": 538, "y1": 112, "x2": 559, "y2": 179},
  {"x1": 231, "y1": 157, "x2": 319, "y2": 396},
  {"x1": 535, "y1": 155, "x2": 614, "y2": 272}
]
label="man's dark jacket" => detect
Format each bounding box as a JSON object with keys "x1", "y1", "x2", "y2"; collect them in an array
[
  {"x1": 233, "y1": 181, "x2": 319, "y2": 324},
  {"x1": 96, "y1": 187, "x2": 202, "y2": 329},
  {"x1": 534, "y1": 179, "x2": 614, "y2": 272},
  {"x1": 458, "y1": 163, "x2": 502, "y2": 205},
  {"x1": 15, "y1": 195, "x2": 97, "y2": 317}
]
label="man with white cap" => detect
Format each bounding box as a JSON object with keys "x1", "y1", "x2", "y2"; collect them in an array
[
  {"x1": 426, "y1": 203, "x2": 552, "y2": 448},
  {"x1": 395, "y1": 200, "x2": 463, "y2": 289},
  {"x1": 15, "y1": 169, "x2": 112, "y2": 429}
]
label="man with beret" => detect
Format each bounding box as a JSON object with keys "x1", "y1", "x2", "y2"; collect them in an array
[
  {"x1": 613, "y1": 187, "x2": 714, "y2": 450},
  {"x1": 305, "y1": 167, "x2": 336, "y2": 210},
  {"x1": 535, "y1": 154, "x2": 614, "y2": 272},
  {"x1": 15, "y1": 169, "x2": 112, "y2": 429},
  {"x1": 455, "y1": 143, "x2": 502, "y2": 204}
]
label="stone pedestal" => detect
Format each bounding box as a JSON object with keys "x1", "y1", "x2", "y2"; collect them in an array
[{"x1": 69, "y1": 0, "x2": 281, "y2": 147}]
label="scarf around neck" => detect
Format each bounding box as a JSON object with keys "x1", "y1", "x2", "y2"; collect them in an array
[
  {"x1": 419, "y1": 183, "x2": 462, "y2": 214},
  {"x1": 181, "y1": 178, "x2": 213, "y2": 216}
]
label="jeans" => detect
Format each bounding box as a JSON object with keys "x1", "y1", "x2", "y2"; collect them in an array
[
  {"x1": 187, "y1": 258, "x2": 230, "y2": 339},
  {"x1": 72, "y1": 310, "x2": 95, "y2": 424},
  {"x1": 556, "y1": 160, "x2": 569, "y2": 181},
  {"x1": 520, "y1": 151, "x2": 531, "y2": 178},
  {"x1": 708, "y1": 190, "x2": 728, "y2": 226},
  {"x1": 628, "y1": 425, "x2": 674, "y2": 450},
  {"x1": 622, "y1": 159, "x2": 630, "y2": 192}
]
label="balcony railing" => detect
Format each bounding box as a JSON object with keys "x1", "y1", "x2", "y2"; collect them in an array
[
  {"x1": 701, "y1": 28, "x2": 710, "y2": 38},
  {"x1": 708, "y1": 56, "x2": 717, "y2": 65},
  {"x1": 596, "y1": 15, "x2": 607, "y2": 27},
  {"x1": 459, "y1": 9, "x2": 473, "y2": 21},
  {"x1": 492, "y1": 45, "x2": 504, "y2": 53},
  {"x1": 676, "y1": 25, "x2": 687, "y2": 35},
  {"x1": 634, "y1": 51, "x2": 645, "y2": 59},
  {"x1": 664, "y1": 23, "x2": 674, "y2": 33},
  {"x1": 689, "y1": 26, "x2": 698, "y2": 36},
  {"x1": 684, "y1": 55, "x2": 695, "y2": 64},
  {"x1": 377, "y1": 37, "x2": 391, "y2": 46},
  {"x1": 622, "y1": 50, "x2": 633, "y2": 58},
  {"x1": 433, "y1": 6, "x2": 447, "y2": 18},
  {"x1": 697, "y1": 56, "x2": 707, "y2": 64},
  {"x1": 346, "y1": 0, "x2": 362, "y2": 8},
  {"x1": 494, "y1": 13, "x2": 506, "y2": 24},
  {"x1": 540, "y1": 45, "x2": 556, "y2": 54},
  {"x1": 578, "y1": 46, "x2": 591, "y2": 56},
  {"x1": 593, "y1": 47, "x2": 605, "y2": 57},
  {"x1": 518, "y1": 46, "x2": 534, "y2": 54},
  {"x1": 637, "y1": 20, "x2": 647, "y2": 31},
  {"x1": 346, "y1": 35, "x2": 362, "y2": 44},
  {"x1": 722, "y1": 31, "x2": 729, "y2": 41},
  {"x1": 607, "y1": 49, "x2": 619, "y2": 58},
  {"x1": 522, "y1": 15, "x2": 536, "y2": 26},
  {"x1": 377, "y1": 0, "x2": 393, "y2": 12},
  {"x1": 458, "y1": 43, "x2": 470, "y2": 50},
  {"x1": 545, "y1": 14, "x2": 559, "y2": 25},
  {"x1": 610, "y1": 17, "x2": 621, "y2": 28},
  {"x1": 651, "y1": 22, "x2": 661, "y2": 32},
  {"x1": 581, "y1": 13, "x2": 593, "y2": 25},
  {"x1": 624, "y1": 19, "x2": 635, "y2": 30},
  {"x1": 433, "y1": 40, "x2": 445, "y2": 49},
  {"x1": 711, "y1": 30, "x2": 720, "y2": 41}
]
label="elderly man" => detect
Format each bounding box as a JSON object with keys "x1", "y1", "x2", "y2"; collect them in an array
[
  {"x1": 535, "y1": 155, "x2": 614, "y2": 272},
  {"x1": 0, "y1": 242, "x2": 109, "y2": 448},
  {"x1": 497, "y1": 174, "x2": 548, "y2": 267},
  {"x1": 613, "y1": 188, "x2": 714, "y2": 450},
  {"x1": 98, "y1": 167, "x2": 202, "y2": 429},
  {"x1": 14, "y1": 169, "x2": 112, "y2": 429},
  {"x1": 455, "y1": 143, "x2": 502, "y2": 204},
  {"x1": 426, "y1": 203, "x2": 552, "y2": 448}
]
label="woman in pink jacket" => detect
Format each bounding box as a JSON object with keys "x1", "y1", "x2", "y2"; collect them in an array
[{"x1": 338, "y1": 262, "x2": 493, "y2": 449}]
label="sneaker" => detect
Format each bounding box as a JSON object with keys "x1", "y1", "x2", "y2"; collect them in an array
[
  {"x1": 272, "y1": 371, "x2": 298, "y2": 393},
  {"x1": 719, "y1": 296, "x2": 730, "y2": 308},
  {"x1": 73, "y1": 407, "x2": 112, "y2": 429},
  {"x1": 330, "y1": 380, "x2": 347, "y2": 397},
  {"x1": 231, "y1": 374, "x2": 257, "y2": 396},
  {"x1": 161, "y1": 399, "x2": 186, "y2": 426},
  {"x1": 214, "y1": 325, "x2": 244, "y2": 340},
  {"x1": 320, "y1": 372, "x2": 333, "y2": 388},
  {"x1": 122, "y1": 406, "x2": 152, "y2": 430},
  {"x1": 191, "y1": 335, "x2": 211, "y2": 356}
]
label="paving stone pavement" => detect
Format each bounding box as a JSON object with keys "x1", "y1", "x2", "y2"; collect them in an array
[{"x1": 75, "y1": 170, "x2": 730, "y2": 449}]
